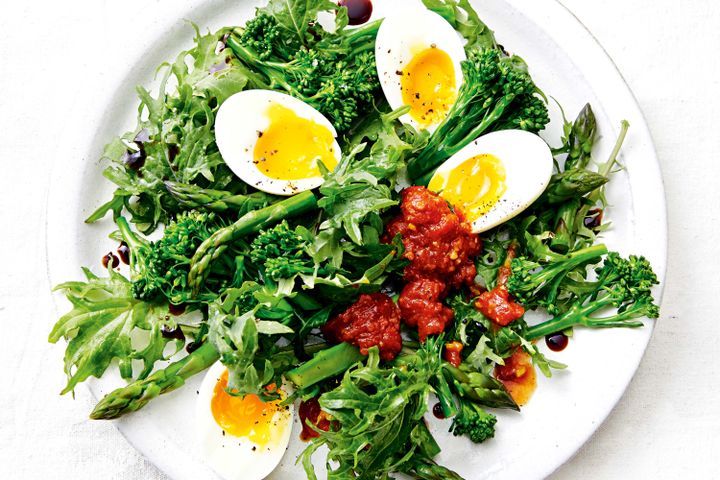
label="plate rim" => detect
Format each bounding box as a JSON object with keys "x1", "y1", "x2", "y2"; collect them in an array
[
  {"x1": 44, "y1": 0, "x2": 668, "y2": 478},
  {"x1": 525, "y1": 1, "x2": 668, "y2": 476}
]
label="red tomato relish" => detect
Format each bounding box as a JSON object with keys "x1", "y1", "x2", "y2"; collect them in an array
[
  {"x1": 322, "y1": 293, "x2": 402, "y2": 361},
  {"x1": 475, "y1": 263, "x2": 525, "y2": 326},
  {"x1": 443, "y1": 341, "x2": 464, "y2": 367},
  {"x1": 384, "y1": 186, "x2": 481, "y2": 340},
  {"x1": 494, "y1": 349, "x2": 536, "y2": 406},
  {"x1": 298, "y1": 397, "x2": 333, "y2": 441}
]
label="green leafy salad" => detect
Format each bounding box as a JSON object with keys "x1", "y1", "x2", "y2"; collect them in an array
[{"x1": 49, "y1": 0, "x2": 661, "y2": 479}]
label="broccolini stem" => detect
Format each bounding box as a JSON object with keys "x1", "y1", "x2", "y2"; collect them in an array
[
  {"x1": 225, "y1": 36, "x2": 293, "y2": 90},
  {"x1": 90, "y1": 342, "x2": 220, "y2": 420},
  {"x1": 411, "y1": 96, "x2": 516, "y2": 185},
  {"x1": 341, "y1": 19, "x2": 382, "y2": 52},
  {"x1": 164, "y1": 181, "x2": 273, "y2": 213},
  {"x1": 409, "y1": 94, "x2": 516, "y2": 182},
  {"x1": 116, "y1": 216, "x2": 146, "y2": 251},
  {"x1": 524, "y1": 296, "x2": 641, "y2": 340},
  {"x1": 188, "y1": 191, "x2": 317, "y2": 295}
]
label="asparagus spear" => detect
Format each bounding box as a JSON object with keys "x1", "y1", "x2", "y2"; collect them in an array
[
  {"x1": 164, "y1": 181, "x2": 273, "y2": 214},
  {"x1": 550, "y1": 197, "x2": 582, "y2": 253},
  {"x1": 403, "y1": 458, "x2": 465, "y2": 480},
  {"x1": 90, "y1": 342, "x2": 219, "y2": 420},
  {"x1": 550, "y1": 119, "x2": 629, "y2": 252},
  {"x1": 541, "y1": 169, "x2": 608, "y2": 205},
  {"x1": 187, "y1": 191, "x2": 318, "y2": 294},
  {"x1": 563, "y1": 103, "x2": 597, "y2": 171},
  {"x1": 443, "y1": 364, "x2": 519, "y2": 411},
  {"x1": 285, "y1": 342, "x2": 364, "y2": 389}
]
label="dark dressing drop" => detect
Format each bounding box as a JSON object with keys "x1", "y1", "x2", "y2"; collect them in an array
[
  {"x1": 161, "y1": 324, "x2": 186, "y2": 342},
  {"x1": 545, "y1": 332, "x2": 569, "y2": 352},
  {"x1": 432, "y1": 402, "x2": 446, "y2": 419},
  {"x1": 101, "y1": 252, "x2": 120, "y2": 269},
  {"x1": 117, "y1": 242, "x2": 130, "y2": 265},
  {"x1": 168, "y1": 303, "x2": 187, "y2": 316},
  {"x1": 338, "y1": 0, "x2": 373, "y2": 25},
  {"x1": 584, "y1": 208, "x2": 604, "y2": 231}
]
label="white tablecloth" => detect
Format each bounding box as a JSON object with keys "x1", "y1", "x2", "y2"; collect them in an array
[{"x1": 1, "y1": 0, "x2": 717, "y2": 478}]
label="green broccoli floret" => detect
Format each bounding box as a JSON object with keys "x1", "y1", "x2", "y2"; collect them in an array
[
  {"x1": 249, "y1": 221, "x2": 316, "y2": 280},
  {"x1": 449, "y1": 400, "x2": 498, "y2": 444},
  {"x1": 228, "y1": 22, "x2": 382, "y2": 131},
  {"x1": 239, "y1": 14, "x2": 299, "y2": 61},
  {"x1": 496, "y1": 94, "x2": 550, "y2": 133},
  {"x1": 507, "y1": 243, "x2": 608, "y2": 314},
  {"x1": 117, "y1": 212, "x2": 219, "y2": 303},
  {"x1": 408, "y1": 48, "x2": 550, "y2": 182},
  {"x1": 520, "y1": 252, "x2": 660, "y2": 341}
]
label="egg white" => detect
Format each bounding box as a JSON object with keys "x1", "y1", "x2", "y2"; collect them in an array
[
  {"x1": 431, "y1": 130, "x2": 554, "y2": 233},
  {"x1": 375, "y1": 6, "x2": 466, "y2": 131},
  {"x1": 214, "y1": 90, "x2": 341, "y2": 196},
  {"x1": 195, "y1": 361, "x2": 294, "y2": 480}
]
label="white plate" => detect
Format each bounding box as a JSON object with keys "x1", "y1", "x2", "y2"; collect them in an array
[{"x1": 46, "y1": 0, "x2": 667, "y2": 479}]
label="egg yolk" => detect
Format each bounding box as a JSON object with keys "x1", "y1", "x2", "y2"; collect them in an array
[
  {"x1": 428, "y1": 154, "x2": 507, "y2": 223},
  {"x1": 254, "y1": 103, "x2": 337, "y2": 181},
  {"x1": 401, "y1": 46, "x2": 457, "y2": 127},
  {"x1": 211, "y1": 370, "x2": 286, "y2": 446}
]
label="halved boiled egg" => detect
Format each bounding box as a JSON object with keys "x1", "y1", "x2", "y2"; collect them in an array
[
  {"x1": 428, "y1": 130, "x2": 554, "y2": 233},
  {"x1": 195, "y1": 360, "x2": 294, "y2": 480},
  {"x1": 214, "y1": 90, "x2": 341, "y2": 195},
  {"x1": 375, "y1": 6, "x2": 466, "y2": 131}
]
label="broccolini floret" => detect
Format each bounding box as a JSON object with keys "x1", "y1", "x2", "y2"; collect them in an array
[
  {"x1": 228, "y1": 20, "x2": 382, "y2": 131},
  {"x1": 495, "y1": 94, "x2": 551, "y2": 133},
  {"x1": 117, "y1": 212, "x2": 220, "y2": 303},
  {"x1": 507, "y1": 243, "x2": 609, "y2": 314},
  {"x1": 249, "y1": 221, "x2": 315, "y2": 280},
  {"x1": 239, "y1": 14, "x2": 299, "y2": 61},
  {"x1": 514, "y1": 252, "x2": 660, "y2": 343},
  {"x1": 449, "y1": 400, "x2": 498, "y2": 444},
  {"x1": 397, "y1": 340, "x2": 516, "y2": 444},
  {"x1": 408, "y1": 48, "x2": 550, "y2": 181}
]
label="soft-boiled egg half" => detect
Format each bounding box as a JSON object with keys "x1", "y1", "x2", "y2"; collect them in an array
[
  {"x1": 375, "y1": 6, "x2": 466, "y2": 131},
  {"x1": 214, "y1": 90, "x2": 341, "y2": 195},
  {"x1": 195, "y1": 360, "x2": 294, "y2": 480},
  {"x1": 428, "y1": 130, "x2": 554, "y2": 233}
]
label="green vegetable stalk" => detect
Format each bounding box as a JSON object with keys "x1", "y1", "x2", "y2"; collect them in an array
[
  {"x1": 408, "y1": 48, "x2": 549, "y2": 182},
  {"x1": 90, "y1": 342, "x2": 219, "y2": 420},
  {"x1": 164, "y1": 181, "x2": 273, "y2": 214},
  {"x1": 229, "y1": 15, "x2": 382, "y2": 131},
  {"x1": 508, "y1": 243, "x2": 609, "y2": 312},
  {"x1": 188, "y1": 191, "x2": 318, "y2": 294},
  {"x1": 540, "y1": 169, "x2": 608, "y2": 205},
  {"x1": 498, "y1": 252, "x2": 660, "y2": 354},
  {"x1": 561, "y1": 103, "x2": 597, "y2": 171},
  {"x1": 285, "y1": 342, "x2": 364, "y2": 389}
]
